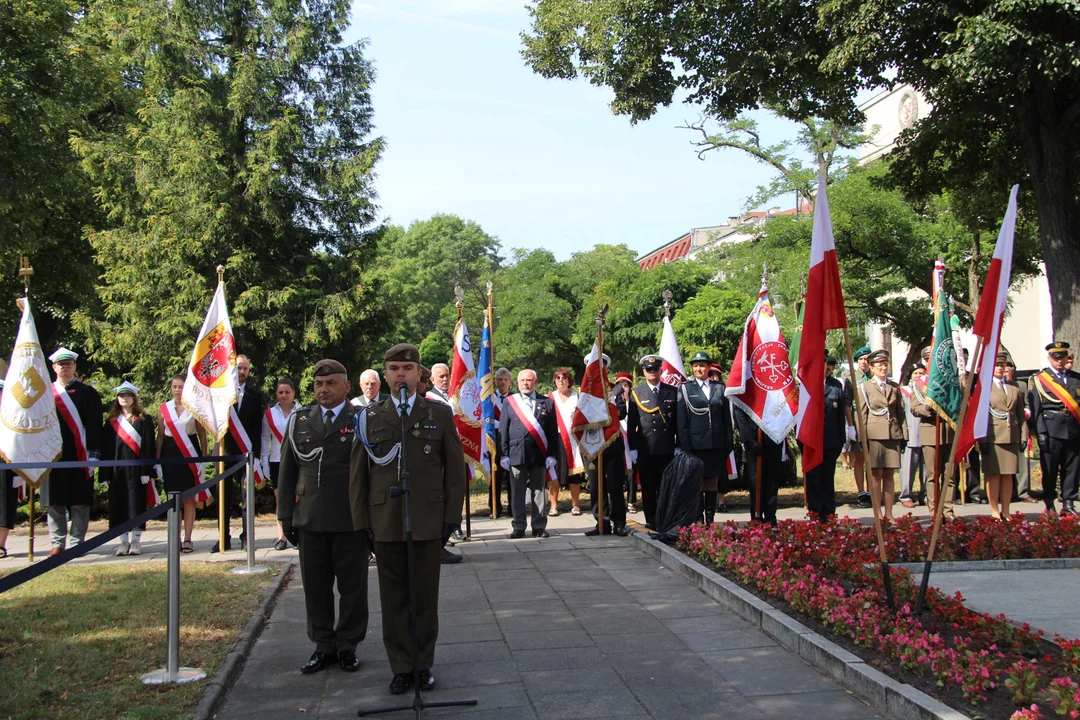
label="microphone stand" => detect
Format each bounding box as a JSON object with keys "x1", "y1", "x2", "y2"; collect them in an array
[{"x1": 358, "y1": 385, "x2": 478, "y2": 719}]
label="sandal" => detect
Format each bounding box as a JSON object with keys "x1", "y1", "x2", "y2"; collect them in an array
[
  {"x1": 181, "y1": 541, "x2": 194, "y2": 554},
  {"x1": 0, "y1": 547, "x2": 7, "y2": 559},
  {"x1": 571, "y1": 506, "x2": 582, "y2": 516},
  {"x1": 548, "y1": 507, "x2": 560, "y2": 517}
]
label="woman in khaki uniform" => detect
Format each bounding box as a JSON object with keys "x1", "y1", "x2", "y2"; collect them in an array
[
  {"x1": 981, "y1": 351, "x2": 1025, "y2": 519},
  {"x1": 858, "y1": 350, "x2": 908, "y2": 520}
]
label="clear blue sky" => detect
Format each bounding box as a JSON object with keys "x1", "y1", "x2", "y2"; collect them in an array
[{"x1": 347, "y1": 0, "x2": 809, "y2": 261}]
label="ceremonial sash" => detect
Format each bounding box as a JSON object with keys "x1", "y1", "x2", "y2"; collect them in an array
[
  {"x1": 161, "y1": 402, "x2": 210, "y2": 504},
  {"x1": 110, "y1": 415, "x2": 161, "y2": 506},
  {"x1": 1035, "y1": 372, "x2": 1080, "y2": 425},
  {"x1": 52, "y1": 382, "x2": 91, "y2": 480},
  {"x1": 506, "y1": 394, "x2": 558, "y2": 481},
  {"x1": 229, "y1": 406, "x2": 266, "y2": 488},
  {"x1": 493, "y1": 393, "x2": 504, "y2": 420},
  {"x1": 264, "y1": 407, "x2": 286, "y2": 444},
  {"x1": 549, "y1": 392, "x2": 585, "y2": 475}
]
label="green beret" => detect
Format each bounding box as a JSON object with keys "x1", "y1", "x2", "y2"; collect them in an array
[
  {"x1": 313, "y1": 358, "x2": 348, "y2": 377},
  {"x1": 384, "y1": 343, "x2": 420, "y2": 364},
  {"x1": 854, "y1": 346, "x2": 872, "y2": 360}
]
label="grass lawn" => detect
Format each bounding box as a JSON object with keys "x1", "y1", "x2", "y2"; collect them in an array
[{"x1": 0, "y1": 562, "x2": 278, "y2": 719}]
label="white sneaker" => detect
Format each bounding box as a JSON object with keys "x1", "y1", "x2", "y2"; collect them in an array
[
  {"x1": 128, "y1": 541, "x2": 142, "y2": 556},
  {"x1": 115, "y1": 541, "x2": 129, "y2": 556}
]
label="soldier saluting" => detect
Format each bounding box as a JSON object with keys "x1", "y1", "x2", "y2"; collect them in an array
[
  {"x1": 350, "y1": 344, "x2": 466, "y2": 695},
  {"x1": 1028, "y1": 341, "x2": 1080, "y2": 516},
  {"x1": 276, "y1": 359, "x2": 369, "y2": 674}
]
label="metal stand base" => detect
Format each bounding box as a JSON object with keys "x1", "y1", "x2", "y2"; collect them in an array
[
  {"x1": 358, "y1": 698, "x2": 477, "y2": 718},
  {"x1": 231, "y1": 564, "x2": 269, "y2": 575},
  {"x1": 140, "y1": 667, "x2": 206, "y2": 685}
]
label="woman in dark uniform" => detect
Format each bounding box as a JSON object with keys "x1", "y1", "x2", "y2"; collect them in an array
[
  {"x1": 262, "y1": 377, "x2": 298, "y2": 550},
  {"x1": 0, "y1": 379, "x2": 17, "y2": 558},
  {"x1": 676, "y1": 351, "x2": 734, "y2": 524},
  {"x1": 101, "y1": 382, "x2": 158, "y2": 556},
  {"x1": 157, "y1": 374, "x2": 206, "y2": 553},
  {"x1": 981, "y1": 351, "x2": 1025, "y2": 519},
  {"x1": 858, "y1": 350, "x2": 908, "y2": 521}
]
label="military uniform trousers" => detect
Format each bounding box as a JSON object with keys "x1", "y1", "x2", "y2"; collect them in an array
[
  {"x1": 637, "y1": 453, "x2": 673, "y2": 526},
  {"x1": 375, "y1": 539, "x2": 442, "y2": 673},
  {"x1": 806, "y1": 448, "x2": 841, "y2": 521},
  {"x1": 744, "y1": 442, "x2": 783, "y2": 523},
  {"x1": 298, "y1": 529, "x2": 370, "y2": 654},
  {"x1": 1042, "y1": 436, "x2": 1080, "y2": 503}
]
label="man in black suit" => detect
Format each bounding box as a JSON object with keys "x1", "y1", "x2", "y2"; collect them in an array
[
  {"x1": 626, "y1": 355, "x2": 677, "y2": 529},
  {"x1": 805, "y1": 355, "x2": 848, "y2": 521},
  {"x1": 215, "y1": 353, "x2": 266, "y2": 552},
  {"x1": 676, "y1": 352, "x2": 734, "y2": 525},
  {"x1": 498, "y1": 368, "x2": 558, "y2": 538},
  {"x1": 1029, "y1": 340, "x2": 1080, "y2": 515}
]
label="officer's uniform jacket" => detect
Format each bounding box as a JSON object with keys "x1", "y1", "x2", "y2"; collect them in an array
[
  {"x1": 1027, "y1": 368, "x2": 1080, "y2": 441},
  {"x1": 276, "y1": 403, "x2": 360, "y2": 533},
  {"x1": 676, "y1": 379, "x2": 733, "y2": 452},
  {"x1": 626, "y1": 381, "x2": 677, "y2": 456},
  {"x1": 910, "y1": 381, "x2": 954, "y2": 446},
  {"x1": 350, "y1": 395, "x2": 466, "y2": 543},
  {"x1": 985, "y1": 379, "x2": 1025, "y2": 445},
  {"x1": 858, "y1": 379, "x2": 908, "y2": 442}
]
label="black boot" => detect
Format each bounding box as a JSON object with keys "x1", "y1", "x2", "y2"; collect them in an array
[
  {"x1": 704, "y1": 491, "x2": 717, "y2": 525},
  {"x1": 1063, "y1": 500, "x2": 1077, "y2": 517}
]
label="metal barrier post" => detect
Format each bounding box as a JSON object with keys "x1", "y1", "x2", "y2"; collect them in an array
[
  {"x1": 141, "y1": 492, "x2": 206, "y2": 685},
  {"x1": 232, "y1": 452, "x2": 267, "y2": 575}
]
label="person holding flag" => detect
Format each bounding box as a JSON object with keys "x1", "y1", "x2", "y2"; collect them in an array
[
  {"x1": 915, "y1": 309, "x2": 962, "y2": 520},
  {"x1": 1028, "y1": 341, "x2": 1080, "y2": 515},
  {"x1": 980, "y1": 350, "x2": 1025, "y2": 519},
  {"x1": 217, "y1": 354, "x2": 265, "y2": 552},
  {"x1": 677, "y1": 351, "x2": 734, "y2": 525},
  {"x1": 101, "y1": 382, "x2": 159, "y2": 556},
  {"x1": 158, "y1": 374, "x2": 208, "y2": 554}
]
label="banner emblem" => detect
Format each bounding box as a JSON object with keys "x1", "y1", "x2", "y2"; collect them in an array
[
  {"x1": 751, "y1": 342, "x2": 794, "y2": 392},
  {"x1": 191, "y1": 323, "x2": 236, "y2": 388}
]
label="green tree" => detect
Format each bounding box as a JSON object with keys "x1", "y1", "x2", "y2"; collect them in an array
[
  {"x1": 670, "y1": 285, "x2": 756, "y2": 366},
  {"x1": 70, "y1": 0, "x2": 384, "y2": 391},
  {"x1": 522, "y1": 0, "x2": 1080, "y2": 342}
]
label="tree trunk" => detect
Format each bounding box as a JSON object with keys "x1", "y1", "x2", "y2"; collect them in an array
[{"x1": 1017, "y1": 86, "x2": 1080, "y2": 345}]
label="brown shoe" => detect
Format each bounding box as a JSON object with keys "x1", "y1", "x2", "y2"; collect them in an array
[
  {"x1": 900, "y1": 500, "x2": 916, "y2": 508},
  {"x1": 48, "y1": 547, "x2": 63, "y2": 558}
]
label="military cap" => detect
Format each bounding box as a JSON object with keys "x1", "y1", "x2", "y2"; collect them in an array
[
  {"x1": 854, "y1": 346, "x2": 872, "y2": 360},
  {"x1": 312, "y1": 358, "x2": 348, "y2": 377},
  {"x1": 995, "y1": 350, "x2": 1010, "y2": 363},
  {"x1": 0, "y1": 378, "x2": 4, "y2": 390},
  {"x1": 49, "y1": 347, "x2": 78, "y2": 363},
  {"x1": 1047, "y1": 341, "x2": 1070, "y2": 357},
  {"x1": 640, "y1": 354, "x2": 662, "y2": 371},
  {"x1": 921, "y1": 346, "x2": 932, "y2": 359},
  {"x1": 825, "y1": 354, "x2": 838, "y2": 365},
  {"x1": 709, "y1": 363, "x2": 723, "y2": 375},
  {"x1": 689, "y1": 350, "x2": 711, "y2": 364},
  {"x1": 114, "y1": 380, "x2": 140, "y2": 395},
  {"x1": 614, "y1": 372, "x2": 632, "y2": 383},
  {"x1": 419, "y1": 365, "x2": 431, "y2": 383},
  {"x1": 384, "y1": 343, "x2": 420, "y2": 364},
  {"x1": 585, "y1": 352, "x2": 612, "y2": 368},
  {"x1": 867, "y1": 349, "x2": 890, "y2": 364}
]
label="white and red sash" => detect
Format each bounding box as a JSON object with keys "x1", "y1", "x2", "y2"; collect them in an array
[
  {"x1": 549, "y1": 392, "x2": 585, "y2": 475},
  {"x1": 110, "y1": 415, "x2": 161, "y2": 506},
  {"x1": 161, "y1": 402, "x2": 211, "y2": 504},
  {"x1": 264, "y1": 407, "x2": 286, "y2": 444},
  {"x1": 506, "y1": 394, "x2": 558, "y2": 481},
  {"x1": 52, "y1": 381, "x2": 91, "y2": 480},
  {"x1": 229, "y1": 406, "x2": 265, "y2": 488}
]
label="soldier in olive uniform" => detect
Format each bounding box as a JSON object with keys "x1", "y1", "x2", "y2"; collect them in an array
[
  {"x1": 350, "y1": 343, "x2": 467, "y2": 695},
  {"x1": 277, "y1": 359, "x2": 368, "y2": 674},
  {"x1": 1028, "y1": 341, "x2": 1080, "y2": 515},
  {"x1": 626, "y1": 355, "x2": 678, "y2": 529}
]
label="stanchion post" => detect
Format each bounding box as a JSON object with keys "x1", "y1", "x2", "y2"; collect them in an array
[
  {"x1": 142, "y1": 492, "x2": 206, "y2": 685},
  {"x1": 27, "y1": 485, "x2": 35, "y2": 564},
  {"x1": 233, "y1": 452, "x2": 268, "y2": 575}
]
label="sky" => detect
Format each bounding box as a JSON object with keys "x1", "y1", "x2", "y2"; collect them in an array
[{"x1": 346, "y1": 0, "x2": 811, "y2": 261}]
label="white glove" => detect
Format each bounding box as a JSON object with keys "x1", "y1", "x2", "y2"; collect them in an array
[
  {"x1": 846, "y1": 426, "x2": 858, "y2": 442},
  {"x1": 545, "y1": 457, "x2": 557, "y2": 470},
  {"x1": 140, "y1": 475, "x2": 150, "y2": 485},
  {"x1": 500, "y1": 457, "x2": 511, "y2": 471},
  {"x1": 630, "y1": 450, "x2": 639, "y2": 463},
  {"x1": 154, "y1": 464, "x2": 163, "y2": 478},
  {"x1": 674, "y1": 447, "x2": 684, "y2": 457}
]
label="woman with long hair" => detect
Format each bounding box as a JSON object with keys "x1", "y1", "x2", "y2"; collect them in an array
[
  {"x1": 101, "y1": 382, "x2": 158, "y2": 556},
  {"x1": 157, "y1": 374, "x2": 207, "y2": 553},
  {"x1": 261, "y1": 377, "x2": 298, "y2": 550},
  {"x1": 548, "y1": 368, "x2": 585, "y2": 516}
]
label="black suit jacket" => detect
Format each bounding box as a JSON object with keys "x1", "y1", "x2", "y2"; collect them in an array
[
  {"x1": 1028, "y1": 368, "x2": 1080, "y2": 441},
  {"x1": 225, "y1": 385, "x2": 266, "y2": 456},
  {"x1": 627, "y1": 382, "x2": 677, "y2": 456},
  {"x1": 498, "y1": 393, "x2": 558, "y2": 467},
  {"x1": 676, "y1": 379, "x2": 733, "y2": 453}
]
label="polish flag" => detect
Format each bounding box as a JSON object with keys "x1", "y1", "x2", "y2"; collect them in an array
[
  {"x1": 954, "y1": 185, "x2": 1019, "y2": 462},
  {"x1": 658, "y1": 317, "x2": 687, "y2": 388},
  {"x1": 795, "y1": 175, "x2": 848, "y2": 474},
  {"x1": 449, "y1": 318, "x2": 487, "y2": 481}
]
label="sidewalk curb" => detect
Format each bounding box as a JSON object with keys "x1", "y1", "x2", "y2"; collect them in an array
[
  {"x1": 192, "y1": 559, "x2": 295, "y2": 720},
  {"x1": 627, "y1": 531, "x2": 968, "y2": 720},
  {"x1": 894, "y1": 557, "x2": 1080, "y2": 573}
]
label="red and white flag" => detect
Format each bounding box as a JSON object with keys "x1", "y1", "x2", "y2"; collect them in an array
[
  {"x1": 658, "y1": 316, "x2": 687, "y2": 388},
  {"x1": 954, "y1": 185, "x2": 1019, "y2": 462},
  {"x1": 931, "y1": 258, "x2": 945, "y2": 309},
  {"x1": 182, "y1": 281, "x2": 238, "y2": 442},
  {"x1": 725, "y1": 278, "x2": 799, "y2": 445},
  {"x1": 795, "y1": 175, "x2": 848, "y2": 474},
  {"x1": 572, "y1": 343, "x2": 621, "y2": 461},
  {"x1": 449, "y1": 318, "x2": 488, "y2": 481}
]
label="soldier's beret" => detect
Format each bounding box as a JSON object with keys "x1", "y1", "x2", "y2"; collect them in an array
[
  {"x1": 921, "y1": 346, "x2": 932, "y2": 359},
  {"x1": 709, "y1": 363, "x2": 723, "y2": 375},
  {"x1": 419, "y1": 365, "x2": 431, "y2": 383},
  {"x1": 640, "y1": 355, "x2": 662, "y2": 371},
  {"x1": 867, "y1": 349, "x2": 890, "y2": 364},
  {"x1": 384, "y1": 343, "x2": 420, "y2": 364},
  {"x1": 689, "y1": 350, "x2": 711, "y2": 364},
  {"x1": 825, "y1": 354, "x2": 838, "y2": 365},
  {"x1": 854, "y1": 346, "x2": 872, "y2": 360},
  {"x1": 313, "y1": 359, "x2": 348, "y2": 377},
  {"x1": 1047, "y1": 340, "x2": 1070, "y2": 357}
]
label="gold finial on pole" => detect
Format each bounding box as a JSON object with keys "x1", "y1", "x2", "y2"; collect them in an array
[
  {"x1": 19, "y1": 257, "x2": 33, "y2": 293},
  {"x1": 216, "y1": 265, "x2": 225, "y2": 285},
  {"x1": 663, "y1": 290, "x2": 673, "y2": 318},
  {"x1": 454, "y1": 284, "x2": 464, "y2": 321}
]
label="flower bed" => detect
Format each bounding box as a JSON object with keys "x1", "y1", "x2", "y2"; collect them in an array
[{"x1": 676, "y1": 515, "x2": 1080, "y2": 719}]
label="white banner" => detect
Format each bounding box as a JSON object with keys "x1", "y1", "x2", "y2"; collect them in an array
[{"x1": 182, "y1": 282, "x2": 238, "y2": 442}]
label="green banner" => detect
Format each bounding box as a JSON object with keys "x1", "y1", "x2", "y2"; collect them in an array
[
  {"x1": 924, "y1": 292, "x2": 962, "y2": 428},
  {"x1": 789, "y1": 298, "x2": 805, "y2": 373}
]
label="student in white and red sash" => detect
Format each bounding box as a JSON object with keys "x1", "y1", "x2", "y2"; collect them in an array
[
  {"x1": 157, "y1": 374, "x2": 207, "y2": 553},
  {"x1": 101, "y1": 382, "x2": 159, "y2": 556},
  {"x1": 498, "y1": 368, "x2": 558, "y2": 538},
  {"x1": 216, "y1": 354, "x2": 266, "y2": 552},
  {"x1": 548, "y1": 368, "x2": 585, "y2": 517},
  {"x1": 43, "y1": 347, "x2": 104, "y2": 557},
  {"x1": 262, "y1": 377, "x2": 298, "y2": 551}
]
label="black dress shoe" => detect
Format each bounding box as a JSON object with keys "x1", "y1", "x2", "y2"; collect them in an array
[
  {"x1": 210, "y1": 537, "x2": 232, "y2": 553},
  {"x1": 273, "y1": 539, "x2": 288, "y2": 551},
  {"x1": 338, "y1": 650, "x2": 360, "y2": 672},
  {"x1": 509, "y1": 530, "x2": 525, "y2": 539},
  {"x1": 613, "y1": 525, "x2": 630, "y2": 537},
  {"x1": 418, "y1": 669, "x2": 436, "y2": 691},
  {"x1": 389, "y1": 673, "x2": 412, "y2": 694},
  {"x1": 451, "y1": 528, "x2": 466, "y2": 541},
  {"x1": 441, "y1": 548, "x2": 463, "y2": 564},
  {"x1": 533, "y1": 530, "x2": 550, "y2": 538},
  {"x1": 301, "y1": 651, "x2": 332, "y2": 674}
]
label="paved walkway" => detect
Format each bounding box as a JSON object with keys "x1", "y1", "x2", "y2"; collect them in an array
[{"x1": 218, "y1": 517, "x2": 885, "y2": 720}]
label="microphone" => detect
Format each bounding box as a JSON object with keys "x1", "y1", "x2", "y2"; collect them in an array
[{"x1": 398, "y1": 383, "x2": 409, "y2": 406}]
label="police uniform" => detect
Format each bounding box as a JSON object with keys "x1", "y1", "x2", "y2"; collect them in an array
[
  {"x1": 277, "y1": 359, "x2": 368, "y2": 673},
  {"x1": 676, "y1": 352, "x2": 734, "y2": 524},
  {"x1": 805, "y1": 356, "x2": 847, "y2": 521},
  {"x1": 350, "y1": 344, "x2": 466, "y2": 693},
  {"x1": 626, "y1": 355, "x2": 677, "y2": 528},
  {"x1": 1028, "y1": 341, "x2": 1080, "y2": 514}
]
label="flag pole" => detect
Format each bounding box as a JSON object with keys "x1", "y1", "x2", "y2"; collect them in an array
[
  {"x1": 216, "y1": 265, "x2": 228, "y2": 555},
  {"x1": 455, "y1": 286, "x2": 472, "y2": 541},
  {"x1": 18, "y1": 257, "x2": 36, "y2": 564},
  {"x1": 915, "y1": 336, "x2": 983, "y2": 615},
  {"x1": 796, "y1": 274, "x2": 808, "y2": 511},
  {"x1": 755, "y1": 428, "x2": 763, "y2": 521},
  {"x1": 842, "y1": 327, "x2": 895, "y2": 611},
  {"x1": 596, "y1": 305, "x2": 609, "y2": 535},
  {"x1": 487, "y1": 282, "x2": 497, "y2": 521}
]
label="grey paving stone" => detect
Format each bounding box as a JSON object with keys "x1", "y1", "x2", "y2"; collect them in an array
[
  {"x1": 425, "y1": 706, "x2": 539, "y2": 720},
  {"x1": 520, "y1": 665, "x2": 621, "y2": 695},
  {"x1": 429, "y1": 659, "x2": 521, "y2": 689},
  {"x1": 554, "y1": 588, "x2": 638, "y2": 605},
  {"x1": 575, "y1": 609, "x2": 668, "y2": 635},
  {"x1": 529, "y1": 686, "x2": 646, "y2": 720},
  {"x1": 699, "y1": 645, "x2": 818, "y2": 670},
  {"x1": 490, "y1": 599, "x2": 570, "y2": 618},
  {"x1": 438, "y1": 608, "x2": 497, "y2": 627},
  {"x1": 660, "y1": 612, "x2": 750, "y2": 634},
  {"x1": 483, "y1": 582, "x2": 560, "y2": 602},
  {"x1": 433, "y1": 639, "x2": 511, "y2": 664},
  {"x1": 746, "y1": 689, "x2": 884, "y2": 720},
  {"x1": 504, "y1": 628, "x2": 595, "y2": 650},
  {"x1": 437, "y1": 620, "x2": 504, "y2": 644},
  {"x1": 678, "y1": 627, "x2": 777, "y2": 652},
  {"x1": 593, "y1": 630, "x2": 689, "y2": 652},
  {"x1": 718, "y1": 662, "x2": 845, "y2": 697},
  {"x1": 641, "y1": 599, "x2": 720, "y2": 620},
  {"x1": 512, "y1": 645, "x2": 607, "y2": 672},
  {"x1": 496, "y1": 611, "x2": 583, "y2": 634}
]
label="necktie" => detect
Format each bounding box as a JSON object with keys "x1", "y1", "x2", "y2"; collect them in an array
[
  {"x1": 526, "y1": 395, "x2": 535, "y2": 413},
  {"x1": 238, "y1": 387, "x2": 244, "y2": 409},
  {"x1": 398, "y1": 400, "x2": 408, "y2": 418},
  {"x1": 324, "y1": 409, "x2": 334, "y2": 426}
]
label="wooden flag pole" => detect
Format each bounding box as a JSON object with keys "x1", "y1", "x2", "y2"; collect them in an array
[
  {"x1": 217, "y1": 265, "x2": 228, "y2": 554},
  {"x1": 916, "y1": 335, "x2": 984, "y2": 615},
  {"x1": 454, "y1": 286, "x2": 472, "y2": 541},
  {"x1": 596, "y1": 305, "x2": 609, "y2": 535},
  {"x1": 487, "y1": 283, "x2": 497, "y2": 521},
  {"x1": 755, "y1": 428, "x2": 764, "y2": 521},
  {"x1": 18, "y1": 257, "x2": 36, "y2": 563},
  {"x1": 842, "y1": 327, "x2": 895, "y2": 611}
]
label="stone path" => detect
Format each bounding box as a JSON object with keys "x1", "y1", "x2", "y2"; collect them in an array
[{"x1": 218, "y1": 519, "x2": 886, "y2": 720}]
